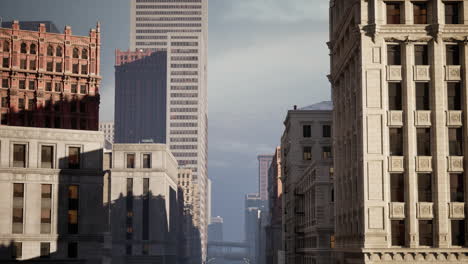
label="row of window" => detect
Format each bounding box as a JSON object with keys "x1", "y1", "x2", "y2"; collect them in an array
[
  {"x1": 135, "y1": 4, "x2": 202, "y2": 9},
  {"x1": 171, "y1": 63, "x2": 198, "y2": 68},
  {"x1": 0, "y1": 41, "x2": 89, "y2": 59},
  {"x1": 171, "y1": 78, "x2": 198, "y2": 83},
  {"x1": 135, "y1": 10, "x2": 202, "y2": 15},
  {"x1": 171, "y1": 70, "x2": 198, "y2": 75},
  {"x1": 1, "y1": 57, "x2": 89, "y2": 74},
  {"x1": 136, "y1": 17, "x2": 202, "y2": 21},
  {"x1": 12, "y1": 144, "x2": 81, "y2": 169},
  {"x1": 170, "y1": 122, "x2": 198, "y2": 127},
  {"x1": 1, "y1": 79, "x2": 88, "y2": 94},
  {"x1": 171, "y1": 56, "x2": 198, "y2": 61},
  {"x1": 126, "y1": 153, "x2": 152, "y2": 169},
  {"x1": 170, "y1": 100, "x2": 198, "y2": 105},
  {"x1": 170, "y1": 107, "x2": 198, "y2": 112},
  {"x1": 303, "y1": 124, "x2": 332, "y2": 138},
  {"x1": 136, "y1": 29, "x2": 202, "y2": 34},
  {"x1": 170, "y1": 137, "x2": 197, "y2": 142},
  {"x1": 11, "y1": 242, "x2": 79, "y2": 259},
  {"x1": 171, "y1": 48, "x2": 198, "y2": 54},
  {"x1": 386, "y1": 1, "x2": 462, "y2": 25},
  {"x1": 136, "y1": 23, "x2": 202, "y2": 27},
  {"x1": 171, "y1": 85, "x2": 198, "y2": 90},
  {"x1": 387, "y1": 44, "x2": 461, "y2": 66},
  {"x1": 303, "y1": 146, "x2": 333, "y2": 161}
]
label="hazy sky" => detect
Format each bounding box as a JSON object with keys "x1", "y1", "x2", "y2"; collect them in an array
[{"x1": 1, "y1": 0, "x2": 330, "y2": 241}]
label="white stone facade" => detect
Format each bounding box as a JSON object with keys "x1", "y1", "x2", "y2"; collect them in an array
[{"x1": 99, "y1": 122, "x2": 114, "y2": 144}]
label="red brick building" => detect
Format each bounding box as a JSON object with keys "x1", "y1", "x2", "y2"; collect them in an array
[{"x1": 0, "y1": 21, "x2": 101, "y2": 130}]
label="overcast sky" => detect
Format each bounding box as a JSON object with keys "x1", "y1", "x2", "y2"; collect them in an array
[{"x1": 1, "y1": 0, "x2": 330, "y2": 241}]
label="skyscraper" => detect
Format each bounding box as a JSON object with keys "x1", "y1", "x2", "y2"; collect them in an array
[
  {"x1": 258, "y1": 154, "x2": 274, "y2": 201},
  {"x1": 129, "y1": 0, "x2": 209, "y2": 260},
  {"x1": 330, "y1": 1, "x2": 468, "y2": 263}
]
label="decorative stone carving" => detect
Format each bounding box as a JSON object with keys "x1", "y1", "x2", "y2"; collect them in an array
[
  {"x1": 448, "y1": 156, "x2": 464, "y2": 172},
  {"x1": 445, "y1": 65, "x2": 462, "y2": 81},
  {"x1": 449, "y1": 202, "x2": 465, "y2": 219},
  {"x1": 447, "y1": 110, "x2": 463, "y2": 127},
  {"x1": 388, "y1": 156, "x2": 404, "y2": 172},
  {"x1": 417, "y1": 202, "x2": 434, "y2": 219},
  {"x1": 416, "y1": 156, "x2": 432, "y2": 172},
  {"x1": 389, "y1": 202, "x2": 405, "y2": 219},
  {"x1": 414, "y1": 110, "x2": 431, "y2": 127},
  {"x1": 413, "y1": 65, "x2": 430, "y2": 81},
  {"x1": 387, "y1": 110, "x2": 403, "y2": 127},
  {"x1": 387, "y1": 65, "x2": 402, "y2": 81}
]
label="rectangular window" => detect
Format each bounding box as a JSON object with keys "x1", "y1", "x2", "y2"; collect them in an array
[
  {"x1": 68, "y1": 185, "x2": 79, "y2": 234},
  {"x1": 143, "y1": 154, "x2": 151, "y2": 168},
  {"x1": 55, "y1": 82, "x2": 62, "y2": 92},
  {"x1": 448, "y1": 83, "x2": 462, "y2": 110},
  {"x1": 29, "y1": 60, "x2": 36, "y2": 70},
  {"x1": 20, "y1": 59, "x2": 27, "y2": 69},
  {"x1": 1, "y1": 97, "x2": 8, "y2": 108},
  {"x1": 28, "y1": 99, "x2": 35, "y2": 110},
  {"x1": 127, "y1": 154, "x2": 135, "y2": 168},
  {"x1": 126, "y1": 178, "x2": 133, "y2": 240},
  {"x1": 18, "y1": 98, "x2": 25, "y2": 109},
  {"x1": 415, "y1": 45, "x2": 429, "y2": 65},
  {"x1": 3, "y1": 57, "x2": 9, "y2": 68},
  {"x1": 12, "y1": 183, "x2": 24, "y2": 234},
  {"x1": 449, "y1": 128, "x2": 463, "y2": 156},
  {"x1": 445, "y1": 2, "x2": 460, "y2": 24},
  {"x1": 40, "y1": 242, "x2": 50, "y2": 258},
  {"x1": 68, "y1": 147, "x2": 80, "y2": 169},
  {"x1": 389, "y1": 128, "x2": 403, "y2": 156},
  {"x1": 13, "y1": 144, "x2": 26, "y2": 168},
  {"x1": 452, "y1": 220, "x2": 465, "y2": 246},
  {"x1": 41, "y1": 184, "x2": 52, "y2": 234},
  {"x1": 417, "y1": 128, "x2": 431, "y2": 156},
  {"x1": 322, "y1": 146, "x2": 332, "y2": 160},
  {"x1": 71, "y1": 84, "x2": 77, "y2": 94},
  {"x1": 143, "y1": 178, "x2": 150, "y2": 240},
  {"x1": 12, "y1": 242, "x2": 22, "y2": 259},
  {"x1": 391, "y1": 173, "x2": 405, "y2": 202},
  {"x1": 303, "y1": 125, "x2": 312, "y2": 138},
  {"x1": 416, "y1": 83, "x2": 430, "y2": 110},
  {"x1": 419, "y1": 220, "x2": 433, "y2": 246},
  {"x1": 41, "y1": 146, "x2": 53, "y2": 169},
  {"x1": 68, "y1": 242, "x2": 78, "y2": 258},
  {"x1": 387, "y1": 45, "x2": 401, "y2": 65},
  {"x1": 450, "y1": 174, "x2": 464, "y2": 202},
  {"x1": 323, "y1": 125, "x2": 331, "y2": 138},
  {"x1": 303, "y1": 146, "x2": 312, "y2": 161},
  {"x1": 55, "y1": 62, "x2": 62, "y2": 72},
  {"x1": 391, "y1": 220, "x2": 405, "y2": 246},
  {"x1": 388, "y1": 82, "x2": 402, "y2": 110},
  {"x1": 387, "y1": 2, "x2": 402, "y2": 24},
  {"x1": 446, "y1": 45, "x2": 460, "y2": 65},
  {"x1": 81, "y1": 65, "x2": 88, "y2": 75},
  {"x1": 46, "y1": 61, "x2": 53, "y2": 72},
  {"x1": 19, "y1": 80, "x2": 26, "y2": 89},
  {"x1": 72, "y1": 64, "x2": 79, "y2": 74},
  {"x1": 45, "y1": 82, "x2": 52, "y2": 92},
  {"x1": 418, "y1": 173, "x2": 432, "y2": 202},
  {"x1": 80, "y1": 85, "x2": 86, "y2": 94},
  {"x1": 2, "y1": 78, "x2": 8, "y2": 88}
]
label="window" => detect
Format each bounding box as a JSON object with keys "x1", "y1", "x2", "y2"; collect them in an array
[
  {"x1": 388, "y1": 82, "x2": 402, "y2": 110},
  {"x1": 18, "y1": 98, "x2": 25, "y2": 110},
  {"x1": 68, "y1": 185, "x2": 79, "y2": 234},
  {"x1": 56, "y1": 46, "x2": 62, "y2": 57},
  {"x1": 12, "y1": 183, "x2": 24, "y2": 234},
  {"x1": 20, "y1": 43, "x2": 27, "y2": 53},
  {"x1": 68, "y1": 147, "x2": 80, "y2": 169},
  {"x1": 73, "y1": 48, "x2": 79, "y2": 58},
  {"x1": 415, "y1": 45, "x2": 428, "y2": 65},
  {"x1": 20, "y1": 59, "x2": 27, "y2": 70},
  {"x1": 80, "y1": 85, "x2": 86, "y2": 94},
  {"x1": 47, "y1": 46, "x2": 54, "y2": 56},
  {"x1": 68, "y1": 242, "x2": 78, "y2": 258},
  {"x1": 418, "y1": 173, "x2": 432, "y2": 202},
  {"x1": 41, "y1": 184, "x2": 52, "y2": 234},
  {"x1": 143, "y1": 178, "x2": 150, "y2": 240},
  {"x1": 391, "y1": 173, "x2": 405, "y2": 202},
  {"x1": 2, "y1": 78, "x2": 8, "y2": 88},
  {"x1": 446, "y1": 45, "x2": 460, "y2": 65},
  {"x1": 55, "y1": 82, "x2": 62, "y2": 92},
  {"x1": 387, "y1": 45, "x2": 401, "y2": 65},
  {"x1": 30, "y1": 44, "x2": 37, "y2": 55},
  {"x1": 303, "y1": 146, "x2": 312, "y2": 160},
  {"x1": 2, "y1": 96, "x2": 8, "y2": 108},
  {"x1": 417, "y1": 128, "x2": 431, "y2": 156},
  {"x1": 81, "y1": 64, "x2": 88, "y2": 75},
  {"x1": 126, "y1": 178, "x2": 134, "y2": 241},
  {"x1": 45, "y1": 82, "x2": 52, "y2": 92},
  {"x1": 41, "y1": 146, "x2": 53, "y2": 168},
  {"x1": 323, "y1": 125, "x2": 331, "y2": 137},
  {"x1": 449, "y1": 128, "x2": 463, "y2": 156},
  {"x1": 72, "y1": 64, "x2": 79, "y2": 74},
  {"x1": 12, "y1": 242, "x2": 22, "y2": 259},
  {"x1": 452, "y1": 220, "x2": 465, "y2": 246},
  {"x1": 28, "y1": 99, "x2": 35, "y2": 110},
  {"x1": 143, "y1": 154, "x2": 151, "y2": 168},
  {"x1": 413, "y1": 2, "x2": 428, "y2": 24},
  {"x1": 419, "y1": 220, "x2": 433, "y2": 246},
  {"x1": 390, "y1": 128, "x2": 403, "y2": 156},
  {"x1": 303, "y1": 125, "x2": 311, "y2": 138},
  {"x1": 46, "y1": 61, "x2": 53, "y2": 72},
  {"x1": 450, "y1": 174, "x2": 464, "y2": 202},
  {"x1": 448, "y1": 83, "x2": 462, "y2": 110},
  {"x1": 40, "y1": 242, "x2": 50, "y2": 258},
  {"x1": 29, "y1": 60, "x2": 36, "y2": 70},
  {"x1": 29, "y1": 80, "x2": 35, "y2": 90},
  {"x1": 3, "y1": 40, "x2": 9, "y2": 52},
  {"x1": 13, "y1": 144, "x2": 26, "y2": 168},
  {"x1": 127, "y1": 154, "x2": 136, "y2": 168},
  {"x1": 2, "y1": 57, "x2": 9, "y2": 68},
  {"x1": 71, "y1": 84, "x2": 78, "y2": 94},
  {"x1": 416, "y1": 83, "x2": 430, "y2": 110},
  {"x1": 322, "y1": 146, "x2": 332, "y2": 160},
  {"x1": 391, "y1": 220, "x2": 405, "y2": 246},
  {"x1": 387, "y1": 2, "x2": 402, "y2": 24},
  {"x1": 82, "y1": 49, "x2": 88, "y2": 59},
  {"x1": 55, "y1": 62, "x2": 62, "y2": 72},
  {"x1": 445, "y1": 2, "x2": 460, "y2": 24}
]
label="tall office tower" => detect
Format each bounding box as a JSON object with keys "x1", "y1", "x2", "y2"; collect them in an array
[
  {"x1": 129, "y1": 0, "x2": 209, "y2": 259},
  {"x1": 244, "y1": 193, "x2": 265, "y2": 264},
  {"x1": 0, "y1": 21, "x2": 101, "y2": 130},
  {"x1": 258, "y1": 154, "x2": 274, "y2": 202},
  {"x1": 280, "y1": 102, "x2": 333, "y2": 264},
  {"x1": 114, "y1": 49, "x2": 167, "y2": 144},
  {"x1": 208, "y1": 216, "x2": 223, "y2": 242},
  {"x1": 330, "y1": 1, "x2": 468, "y2": 263}
]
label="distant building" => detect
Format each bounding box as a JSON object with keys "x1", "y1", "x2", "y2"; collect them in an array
[
  {"x1": 208, "y1": 216, "x2": 224, "y2": 242},
  {"x1": 258, "y1": 155, "x2": 274, "y2": 202},
  {"x1": 99, "y1": 121, "x2": 114, "y2": 144},
  {"x1": 245, "y1": 193, "x2": 265, "y2": 264}
]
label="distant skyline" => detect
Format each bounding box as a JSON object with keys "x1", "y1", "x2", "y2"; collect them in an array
[{"x1": 0, "y1": 0, "x2": 330, "y2": 241}]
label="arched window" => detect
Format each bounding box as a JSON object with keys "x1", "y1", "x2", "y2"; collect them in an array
[
  {"x1": 30, "y1": 44, "x2": 37, "y2": 54},
  {"x1": 20, "y1": 43, "x2": 27, "y2": 53},
  {"x1": 73, "y1": 48, "x2": 79, "y2": 58},
  {"x1": 56, "y1": 46, "x2": 63, "y2": 57},
  {"x1": 82, "y1": 49, "x2": 88, "y2": 59},
  {"x1": 3, "y1": 41, "x2": 10, "y2": 52},
  {"x1": 47, "y1": 45, "x2": 54, "y2": 56}
]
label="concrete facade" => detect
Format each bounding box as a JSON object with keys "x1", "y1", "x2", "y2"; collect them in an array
[
  {"x1": 99, "y1": 121, "x2": 114, "y2": 144},
  {"x1": 330, "y1": 0, "x2": 468, "y2": 263},
  {"x1": 258, "y1": 154, "x2": 274, "y2": 202}
]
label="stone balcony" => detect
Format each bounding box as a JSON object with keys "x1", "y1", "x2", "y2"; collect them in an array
[
  {"x1": 388, "y1": 111, "x2": 403, "y2": 127},
  {"x1": 449, "y1": 202, "x2": 465, "y2": 219},
  {"x1": 416, "y1": 156, "x2": 432, "y2": 172},
  {"x1": 447, "y1": 110, "x2": 463, "y2": 127},
  {"x1": 417, "y1": 202, "x2": 434, "y2": 219},
  {"x1": 387, "y1": 65, "x2": 402, "y2": 81},
  {"x1": 389, "y1": 202, "x2": 405, "y2": 219},
  {"x1": 413, "y1": 65, "x2": 430, "y2": 81},
  {"x1": 414, "y1": 111, "x2": 431, "y2": 127},
  {"x1": 445, "y1": 65, "x2": 462, "y2": 81},
  {"x1": 447, "y1": 156, "x2": 464, "y2": 172},
  {"x1": 388, "y1": 156, "x2": 404, "y2": 172}
]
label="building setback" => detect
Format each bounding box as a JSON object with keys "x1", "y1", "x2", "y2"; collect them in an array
[
  {"x1": 114, "y1": 49, "x2": 167, "y2": 144},
  {"x1": 330, "y1": 1, "x2": 468, "y2": 263},
  {"x1": 0, "y1": 21, "x2": 101, "y2": 130}
]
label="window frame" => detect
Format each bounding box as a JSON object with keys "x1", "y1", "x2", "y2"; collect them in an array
[
  {"x1": 12, "y1": 143, "x2": 28, "y2": 168},
  {"x1": 126, "y1": 153, "x2": 136, "y2": 169},
  {"x1": 39, "y1": 144, "x2": 55, "y2": 169},
  {"x1": 67, "y1": 146, "x2": 82, "y2": 169}
]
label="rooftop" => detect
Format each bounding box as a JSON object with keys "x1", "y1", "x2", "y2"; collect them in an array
[
  {"x1": 299, "y1": 100, "x2": 333, "y2": 111},
  {"x1": 1, "y1": 21, "x2": 60, "y2": 33}
]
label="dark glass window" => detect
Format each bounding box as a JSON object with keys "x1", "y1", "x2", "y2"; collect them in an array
[
  {"x1": 46, "y1": 61, "x2": 53, "y2": 72},
  {"x1": 20, "y1": 43, "x2": 27, "y2": 54},
  {"x1": 143, "y1": 154, "x2": 151, "y2": 168},
  {"x1": 303, "y1": 146, "x2": 312, "y2": 160},
  {"x1": 55, "y1": 62, "x2": 62, "y2": 72},
  {"x1": 68, "y1": 242, "x2": 78, "y2": 258},
  {"x1": 12, "y1": 183, "x2": 24, "y2": 234},
  {"x1": 73, "y1": 48, "x2": 79, "y2": 58},
  {"x1": 419, "y1": 220, "x2": 433, "y2": 246},
  {"x1": 47, "y1": 46, "x2": 54, "y2": 56},
  {"x1": 143, "y1": 178, "x2": 150, "y2": 240},
  {"x1": 56, "y1": 46, "x2": 63, "y2": 57},
  {"x1": 82, "y1": 49, "x2": 88, "y2": 59},
  {"x1": 80, "y1": 85, "x2": 87, "y2": 94},
  {"x1": 445, "y1": 2, "x2": 460, "y2": 24},
  {"x1": 322, "y1": 146, "x2": 332, "y2": 160},
  {"x1": 28, "y1": 99, "x2": 35, "y2": 110},
  {"x1": 387, "y1": 2, "x2": 401, "y2": 24},
  {"x1": 448, "y1": 83, "x2": 462, "y2": 110},
  {"x1": 391, "y1": 220, "x2": 405, "y2": 246},
  {"x1": 81, "y1": 64, "x2": 88, "y2": 75},
  {"x1": 323, "y1": 125, "x2": 331, "y2": 137},
  {"x1": 30, "y1": 44, "x2": 37, "y2": 55},
  {"x1": 20, "y1": 59, "x2": 27, "y2": 69},
  {"x1": 449, "y1": 128, "x2": 463, "y2": 156},
  {"x1": 29, "y1": 60, "x2": 36, "y2": 70},
  {"x1": 72, "y1": 64, "x2": 79, "y2": 74},
  {"x1": 1, "y1": 97, "x2": 8, "y2": 108},
  {"x1": 418, "y1": 173, "x2": 432, "y2": 202},
  {"x1": 3, "y1": 40, "x2": 9, "y2": 52},
  {"x1": 126, "y1": 178, "x2": 134, "y2": 241},
  {"x1": 68, "y1": 147, "x2": 80, "y2": 169},
  {"x1": 415, "y1": 45, "x2": 428, "y2": 65},
  {"x1": 126, "y1": 245, "x2": 132, "y2": 256},
  {"x1": 46, "y1": 82, "x2": 52, "y2": 92},
  {"x1": 450, "y1": 174, "x2": 464, "y2": 202},
  {"x1": 19, "y1": 80, "x2": 26, "y2": 90},
  {"x1": 40, "y1": 242, "x2": 50, "y2": 258},
  {"x1": 71, "y1": 84, "x2": 78, "y2": 94},
  {"x1": 446, "y1": 45, "x2": 460, "y2": 65},
  {"x1": 68, "y1": 185, "x2": 79, "y2": 234},
  {"x1": 387, "y1": 45, "x2": 401, "y2": 65},
  {"x1": 391, "y1": 173, "x2": 405, "y2": 202},
  {"x1": 2, "y1": 78, "x2": 8, "y2": 88},
  {"x1": 41, "y1": 146, "x2": 53, "y2": 169},
  {"x1": 2, "y1": 57, "x2": 9, "y2": 68},
  {"x1": 303, "y1": 125, "x2": 312, "y2": 138},
  {"x1": 127, "y1": 154, "x2": 136, "y2": 168},
  {"x1": 452, "y1": 220, "x2": 465, "y2": 246},
  {"x1": 12, "y1": 242, "x2": 22, "y2": 259},
  {"x1": 13, "y1": 144, "x2": 26, "y2": 168},
  {"x1": 417, "y1": 128, "x2": 431, "y2": 156},
  {"x1": 29, "y1": 81, "x2": 35, "y2": 90},
  {"x1": 389, "y1": 82, "x2": 402, "y2": 110},
  {"x1": 416, "y1": 83, "x2": 430, "y2": 110},
  {"x1": 18, "y1": 98, "x2": 25, "y2": 110},
  {"x1": 390, "y1": 128, "x2": 403, "y2": 156},
  {"x1": 414, "y1": 2, "x2": 428, "y2": 24}
]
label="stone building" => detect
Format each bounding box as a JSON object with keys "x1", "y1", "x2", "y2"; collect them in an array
[
  {"x1": 106, "y1": 143, "x2": 179, "y2": 264},
  {"x1": 99, "y1": 121, "x2": 114, "y2": 144},
  {"x1": 258, "y1": 154, "x2": 274, "y2": 202},
  {"x1": 0, "y1": 125, "x2": 107, "y2": 263},
  {"x1": 329, "y1": 0, "x2": 468, "y2": 263},
  {"x1": 280, "y1": 101, "x2": 333, "y2": 264},
  {"x1": 0, "y1": 21, "x2": 101, "y2": 130}
]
